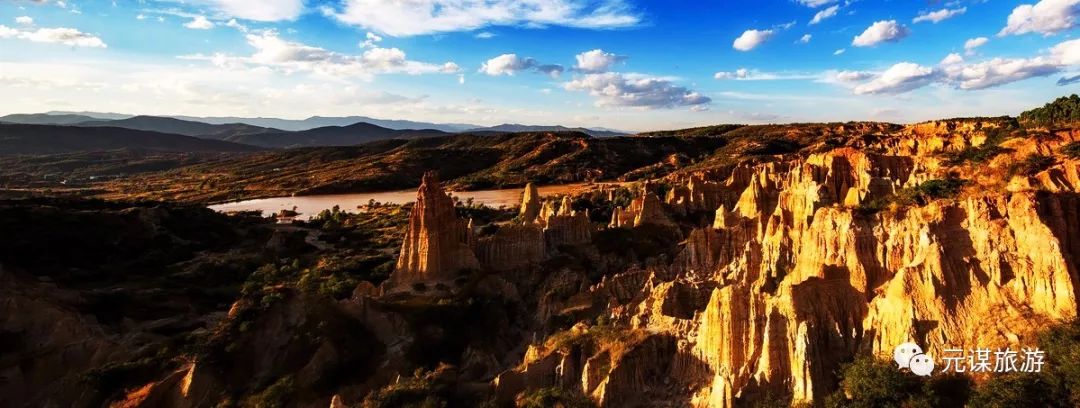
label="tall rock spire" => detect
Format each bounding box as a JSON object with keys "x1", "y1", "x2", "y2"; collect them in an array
[
  {"x1": 390, "y1": 172, "x2": 480, "y2": 287},
  {"x1": 519, "y1": 182, "x2": 541, "y2": 223}
]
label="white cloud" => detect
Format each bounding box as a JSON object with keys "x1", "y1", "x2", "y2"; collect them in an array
[
  {"x1": 714, "y1": 68, "x2": 816, "y2": 81},
  {"x1": 0, "y1": 25, "x2": 106, "y2": 47},
  {"x1": 182, "y1": 31, "x2": 459, "y2": 80},
  {"x1": 475, "y1": 31, "x2": 496, "y2": 39},
  {"x1": 964, "y1": 37, "x2": 988, "y2": 55},
  {"x1": 1000, "y1": 0, "x2": 1080, "y2": 36},
  {"x1": 225, "y1": 18, "x2": 248, "y2": 32},
  {"x1": 184, "y1": 16, "x2": 215, "y2": 30},
  {"x1": 1053, "y1": 38, "x2": 1080, "y2": 64},
  {"x1": 15, "y1": 16, "x2": 33, "y2": 25},
  {"x1": 799, "y1": 34, "x2": 812, "y2": 43},
  {"x1": 360, "y1": 31, "x2": 382, "y2": 48},
  {"x1": 944, "y1": 56, "x2": 1060, "y2": 89},
  {"x1": 795, "y1": 0, "x2": 836, "y2": 7},
  {"x1": 564, "y1": 72, "x2": 710, "y2": 109},
  {"x1": 326, "y1": 0, "x2": 640, "y2": 37},
  {"x1": 574, "y1": 49, "x2": 625, "y2": 73},
  {"x1": 834, "y1": 48, "x2": 846, "y2": 55},
  {"x1": 207, "y1": 0, "x2": 305, "y2": 22},
  {"x1": 733, "y1": 29, "x2": 774, "y2": 51},
  {"x1": 852, "y1": 20, "x2": 909, "y2": 47},
  {"x1": 913, "y1": 7, "x2": 966, "y2": 24},
  {"x1": 819, "y1": 70, "x2": 874, "y2": 87},
  {"x1": 810, "y1": 5, "x2": 839, "y2": 25},
  {"x1": 479, "y1": 53, "x2": 563, "y2": 77},
  {"x1": 853, "y1": 62, "x2": 938, "y2": 94}
]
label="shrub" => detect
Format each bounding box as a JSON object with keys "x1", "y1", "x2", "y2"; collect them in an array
[
  {"x1": 1009, "y1": 154, "x2": 1056, "y2": 177},
  {"x1": 1061, "y1": 142, "x2": 1080, "y2": 159},
  {"x1": 893, "y1": 178, "x2": 968, "y2": 207},
  {"x1": 824, "y1": 357, "x2": 972, "y2": 408},
  {"x1": 516, "y1": 387, "x2": 595, "y2": 408}
]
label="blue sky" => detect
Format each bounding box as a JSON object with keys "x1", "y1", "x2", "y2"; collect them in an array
[{"x1": 0, "y1": 0, "x2": 1078, "y2": 131}]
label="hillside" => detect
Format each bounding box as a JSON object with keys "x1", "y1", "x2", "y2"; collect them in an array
[
  {"x1": 467, "y1": 124, "x2": 629, "y2": 137},
  {"x1": 75, "y1": 115, "x2": 280, "y2": 140},
  {"x1": 223, "y1": 122, "x2": 449, "y2": 148},
  {"x1": 0, "y1": 124, "x2": 261, "y2": 155},
  {"x1": 97, "y1": 131, "x2": 727, "y2": 202},
  {"x1": 0, "y1": 113, "x2": 103, "y2": 125},
  {"x1": 1020, "y1": 94, "x2": 1080, "y2": 128}
]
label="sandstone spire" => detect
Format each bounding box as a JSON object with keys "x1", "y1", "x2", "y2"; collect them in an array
[
  {"x1": 519, "y1": 182, "x2": 541, "y2": 223},
  {"x1": 634, "y1": 192, "x2": 673, "y2": 227},
  {"x1": 390, "y1": 172, "x2": 480, "y2": 287}
]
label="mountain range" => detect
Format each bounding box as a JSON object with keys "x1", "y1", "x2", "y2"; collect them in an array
[
  {"x1": 0, "y1": 113, "x2": 630, "y2": 152},
  {"x1": 21, "y1": 111, "x2": 630, "y2": 136}
]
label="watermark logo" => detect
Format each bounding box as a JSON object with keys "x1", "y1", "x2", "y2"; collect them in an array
[
  {"x1": 893, "y1": 342, "x2": 1045, "y2": 376},
  {"x1": 893, "y1": 342, "x2": 934, "y2": 377},
  {"x1": 940, "y1": 348, "x2": 1044, "y2": 373}
]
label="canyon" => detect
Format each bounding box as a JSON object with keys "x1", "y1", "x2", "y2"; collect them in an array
[{"x1": 3, "y1": 100, "x2": 1080, "y2": 407}]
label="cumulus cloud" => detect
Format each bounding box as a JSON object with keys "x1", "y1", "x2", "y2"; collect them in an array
[
  {"x1": 184, "y1": 16, "x2": 215, "y2": 30},
  {"x1": 1051, "y1": 38, "x2": 1080, "y2": 64},
  {"x1": 574, "y1": 49, "x2": 625, "y2": 73},
  {"x1": 564, "y1": 72, "x2": 710, "y2": 109},
  {"x1": 206, "y1": 0, "x2": 304, "y2": 22},
  {"x1": 1000, "y1": 0, "x2": 1080, "y2": 36},
  {"x1": 852, "y1": 20, "x2": 909, "y2": 47},
  {"x1": 942, "y1": 55, "x2": 1060, "y2": 90},
  {"x1": 479, "y1": 53, "x2": 563, "y2": 77},
  {"x1": 0, "y1": 25, "x2": 106, "y2": 47},
  {"x1": 733, "y1": 29, "x2": 774, "y2": 51},
  {"x1": 326, "y1": 0, "x2": 641, "y2": 37},
  {"x1": 834, "y1": 48, "x2": 846, "y2": 55},
  {"x1": 853, "y1": 62, "x2": 938, "y2": 95},
  {"x1": 810, "y1": 5, "x2": 839, "y2": 25},
  {"x1": 15, "y1": 16, "x2": 33, "y2": 25},
  {"x1": 799, "y1": 34, "x2": 812, "y2": 43},
  {"x1": 833, "y1": 38, "x2": 1080, "y2": 95},
  {"x1": 913, "y1": 7, "x2": 966, "y2": 24},
  {"x1": 182, "y1": 31, "x2": 459, "y2": 80},
  {"x1": 964, "y1": 37, "x2": 988, "y2": 55},
  {"x1": 818, "y1": 70, "x2": 874, "y2": 87}
]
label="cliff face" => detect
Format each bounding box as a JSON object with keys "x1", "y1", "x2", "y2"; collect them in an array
[
  {"x1": 389, "y1": 173, "x2": 480, "y2": 287},
  {"x1": 498, "y1": 120, "x2": 1080, "y2": 407}
]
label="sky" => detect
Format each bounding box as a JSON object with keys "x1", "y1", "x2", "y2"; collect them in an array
[{"x1": 0, "y1": 0, "x2": 1078, "y2": 132}]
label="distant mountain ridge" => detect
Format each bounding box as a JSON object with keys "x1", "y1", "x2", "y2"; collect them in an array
[
  {"x1": 223, "y1": 122, "x2": 448, "y2": 148},
  {"x1": 465, "y1": 123, "x2": 629, "y2": 137},
  {"x1": 4, "y1": 112, "x2": 629, "y2": 135},
  {"x1": 0, "y1": 124, "x2": 260, "y2": 155}
]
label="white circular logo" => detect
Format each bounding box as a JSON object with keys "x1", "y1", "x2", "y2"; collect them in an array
[
  {"x1": 909, "y1": 353, "x2": 936, "y2": 377},
  {"x1": 893, "y1": 342, "x2": 923, "y2": 369}
]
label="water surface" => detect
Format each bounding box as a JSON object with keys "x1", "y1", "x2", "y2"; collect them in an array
[{"x1": 209, "y1": 183, "x2": 595, "y2": 219}]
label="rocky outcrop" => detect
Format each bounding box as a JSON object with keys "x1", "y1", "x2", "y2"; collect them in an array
[
  {"x1": 610, "y1": 186, "x2": 675, "y2": 228},
  {"x1": 539, "y1": 196, "x2": 594, "y2": 247},
  {"x1": 389, "y1": 173, "x2": 480, "y2": 288},
  {"x1": 520, "y1": 182, "x2": 542, "y2": 223},
  {"x1": 477, "y1": 224, "x2": 546, "y2": 271},
  {"x1": 527, "y1": 133, "x2": 1080, "y2": 407}
]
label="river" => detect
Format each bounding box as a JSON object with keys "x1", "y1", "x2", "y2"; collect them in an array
[{"x1": 208, "y1": 183, "x2": 599, "y2": 219}]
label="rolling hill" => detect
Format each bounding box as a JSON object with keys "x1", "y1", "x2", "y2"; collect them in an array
[
  {"x1": 221, "y1": 122, "x2": 449, "y2": 148},
  {"x1": 0, "y1": 124, "x2": 262, "y2": 155},
  {"x1": 0, "y1": 113, "x2": 105, "y2": 126},
  {"x1": 97, "y1": 131, "x2": 727, "y2": 203},
  {"x1": 74, "y1": 115, "x2": 279, "y2": 139},
  {"x1": 465, "y1": 123, "x2": 629, "y2": 137}
]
